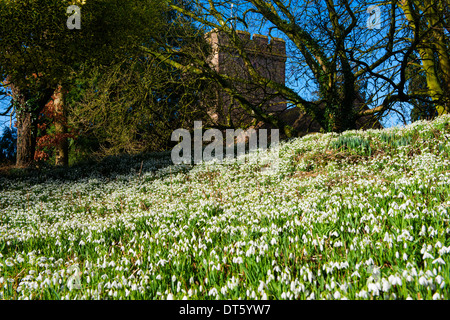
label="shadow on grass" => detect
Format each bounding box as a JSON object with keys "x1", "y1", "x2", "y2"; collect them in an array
[{"x1": 0, "y1": 149, "x2": 193, "y2": 185}]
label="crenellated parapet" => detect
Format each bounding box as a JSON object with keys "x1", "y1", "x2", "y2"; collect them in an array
[
  {"x1": 205, "y1": 29, "x2": 287, "y2": 127},
  {"x1": 206, "y1": 29, "x2": 286, "y2": 60}
]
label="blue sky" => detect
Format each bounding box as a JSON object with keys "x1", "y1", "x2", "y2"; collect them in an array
[{"x1": 0, "y1": 97, "x2": 14, "y2": 133}]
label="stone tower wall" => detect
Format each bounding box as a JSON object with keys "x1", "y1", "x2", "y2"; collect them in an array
[{"x1": 205, "y1": 30, "x2": 287, "y2": 127}]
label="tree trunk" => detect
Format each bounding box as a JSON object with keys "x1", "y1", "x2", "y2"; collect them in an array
[
  {"x1": 11, "y1": 81, "x2": 55, "y2": 168},
  {"x1": 16, "y1": 110, "x2": 36, "y2": 168},
  {"x1": 52, "y1": 86, "x2": 69, "y2": 166},
  {"x1": 12, "y1": 86, "x2": 37, "y2": 168}
]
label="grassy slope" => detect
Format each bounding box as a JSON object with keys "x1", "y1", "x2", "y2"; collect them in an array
[{"x1": 0, "y1": 115, "x2": 450, "y2": 300}]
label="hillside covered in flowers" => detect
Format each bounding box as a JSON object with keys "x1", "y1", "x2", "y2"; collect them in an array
[{"x1": 1, "y1": 115, "x2": 450, "y2": 300}]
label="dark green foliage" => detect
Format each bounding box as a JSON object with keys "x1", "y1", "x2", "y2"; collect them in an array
[{"x1": 330, "y1": 135, "x2": 372, "y2": 156}]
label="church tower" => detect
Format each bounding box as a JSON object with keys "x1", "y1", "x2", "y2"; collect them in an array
[{"x1": 205, "y1": 29, "x2": 287, "y2": 128}]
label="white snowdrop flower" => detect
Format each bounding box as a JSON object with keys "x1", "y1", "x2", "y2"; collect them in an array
[
  {"x1": 435, "y1": 275, "x2": 443, "y2": 285},
  {"x1": 182, "y1": 296, "x2": 188, "y2": 300},
  {"x1": 339, "y1": 283, "x2": 348, "y2": 293},
  {"x1": 134, "y1": 259, "x2": 141, "y2": 266},
  {"x1": 232, "y1": 257, "x2": 243, "y2": 264},
  {"x1": 280, "y1": 292, "x2": 287, "y2": 299},
  {"x1": 172, "y1": 275, "x2": 176, "y2": 282},
  {"x1": 406, "y1": 296, "x2": 413, "y2": 300},
  {"x1": 419, "y1": 225, "x2": 426, "y2": 236},
  {"x1": 261, "y1": 292, "x2": 268, "y2": 300},
  {"x1": 79, "y1": 240, "x2": 85, "y2": 246},
  {"x1": 306, "y1": 292, "x2": 315, "y2": 300},
  {"x1": 330, "y1": 280, "x2": 336, "y2": 290},
  {"x1": 258, "y1": 280, "x2": 266, "y2": 292},
  {"x1": 418, "y1": 276, "x2": 428, "y2": 286},
  {"x1": 403, "y1": 253, "x2": 408, "y2": 261},
  {"x1": 131, "y1": 284, "x2": 138, "y2": 291},
  {"x1": 358, "y1": 290, "x2": 368, "y2": 299},
  {"x1": 432, "y1": 292, "x2": 441, "y2": 300},
  {"x1": 389, "y1": 275, "x2": 402, "y2": 286},
  {"x1": 365, "y1": 258, "x2": 374, "y2": 266},
  {"x1": 423, "y1": 252, "x2": 434, "y2": 260},
  {"x1": 351, "y1": 271, "x2": 360, "y2": 278},
  {"x1": 367, "y1": 283, "x2": 380, "y2": 296},
  {"x1": 435, "y1": 241, "x2": 442, "y2": 248},
  {"x1": 156, "y1": 275, "x2": 161, "y2": 280},
  {"x1": 166, "y1": 293, "x2": 174, "y2": 300},
  {"x1": 333, "y1": 291, "x2": 341, "y2": 299},
  {"x1": 42, "y1": 278, "x2": 51, "y2": 287},
  {"x1": 439, "y1": 246, "x2": 450, "y2": 255},
  {"x1": 270, "y1": 238, "x2": 277, "y2": 245},
  {"x1": 371, "y1": 266, "x2": 380, "y2": 279},
  {"x1": 290, "y1": 281, "x2": 296, "y2": 292},
  {"x1": 432, "y1": 258, "x2": 445, "y2": 265},
  {"x1": 208, "y1": 288, "x2": 218, "y2": 297},
  {"x1": 188, "y1": 289, "x2": 193, "y2": 296},
  {"x1": 125, "y1": 289, "x2": 130, "y2": 297},
  {"x1": 381, "y1": 279, "x2": 391, "y2": 292}
]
